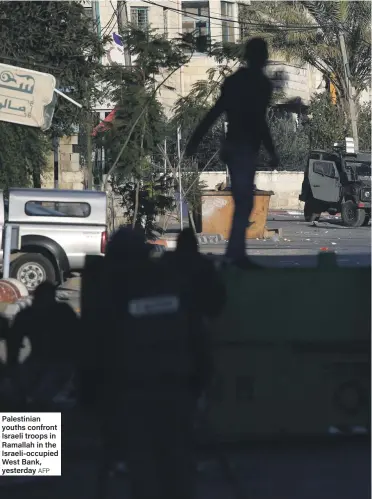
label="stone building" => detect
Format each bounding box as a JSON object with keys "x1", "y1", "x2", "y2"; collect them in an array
[
  {"x1": 42, "y1": 136, "x2": 85, "y2": 190},
  {"x1": 42, "y1": 0, "x2": 327, "y2": 189}
]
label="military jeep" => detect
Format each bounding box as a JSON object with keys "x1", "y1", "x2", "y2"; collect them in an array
[{"x1": 299, "y1": 142, "x2": 371, "y2": 227}]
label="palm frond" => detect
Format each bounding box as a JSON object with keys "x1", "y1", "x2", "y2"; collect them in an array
[{"x1": 239, "y1": 1, "x2": 371, "y2": 100}]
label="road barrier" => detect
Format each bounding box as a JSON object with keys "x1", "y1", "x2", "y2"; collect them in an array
[
  {"x1": 79, "y1": 252, "x2": 370, "y2": 441},
  {"x1": 205, "y1": 253, "x2": 371, "y2": 440}
]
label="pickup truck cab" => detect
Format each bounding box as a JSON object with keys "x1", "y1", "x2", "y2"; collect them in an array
[{"x1": 1, "y1": 188, "x2": 107, "y2": 290}]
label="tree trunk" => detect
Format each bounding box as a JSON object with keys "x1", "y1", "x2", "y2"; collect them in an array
[
  {"x1": 32, "y1": 168, "x2": 41, "y2": 188},
  {"x1": 132, "y1": 121, "x2": 146, "y2": 230},
  {"x1": 188, "y1": 208, "x2": 197, "y2": 233}
]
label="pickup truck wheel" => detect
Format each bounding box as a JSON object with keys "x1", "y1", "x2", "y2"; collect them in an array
[
  {"x1": 341, "y1": 201, "x2": 365, "y2": 227},
  {"x1": 304, "y1": 200, "x2": 320, "y2": 222},
  {"x1": 10, "y1": 254, "x2": 56, "y2": 291}
]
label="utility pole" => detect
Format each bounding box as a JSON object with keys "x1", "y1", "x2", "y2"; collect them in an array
[
  {"x1": 339, "y1": 31, "x2": 359, "y2": 152},
  {"x1": 86, "y1": 3, "x2": 98, "y2": 190},
  {"x1": 86, "y1": 110, "x2": 93, "y2": 190},
  {"x1": 177, "y1": 126, "x2": 183, "y2": 231},
  {"x1": 163, "y1": 7, "x2": 168, "y2": 38},
  {"x1": 164, "y1": 138, "x2": 167, "y2": 173},
  {"x1": 53, "y1": 135, "x2": 59, "y2": 189},
  {"x1": 117, "y1": 1, "x2": 132, "y2": 67},
  {"x1": 53, "y1": 76, "x2": 60, "y2": 189}
]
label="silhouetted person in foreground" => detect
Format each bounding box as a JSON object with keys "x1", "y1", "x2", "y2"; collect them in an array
[
  {"x1": 94, "y1": 228, "x2": 153, "y2": 479},
  {"x1": 166, "y1": 227, "x2": 226, "y2": 325},
  {"x1": 7, "y1": 281, "x2": 79, "y2": 404},
  {"x1": 98, "y1": 227, "x2": 218, "y2": 499},
  {"x1": 186, "y1": 38, "x2": 279, "y2": 263},
  {"x1": 0, "y1": 315, "x2": 10, "y2": 404},
  {"x1": 166, "y1": 228, "x2": 226, "y2": 431}
]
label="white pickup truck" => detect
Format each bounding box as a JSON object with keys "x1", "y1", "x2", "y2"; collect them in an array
[{"x1": 1, "y1": 188, "x2": 107, "y2": 291}]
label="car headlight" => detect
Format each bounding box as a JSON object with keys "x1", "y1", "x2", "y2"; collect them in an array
[{"x1": 363, "y1": 190, "x2": 370, "y2": 199}]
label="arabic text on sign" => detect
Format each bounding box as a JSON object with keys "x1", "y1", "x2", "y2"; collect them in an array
[
  {"x1": 0, "y1": 70, "x2": 35, "y2": 95},
  {"x1": 0, "y1": 94, "x2": 29, "y2": 116}
]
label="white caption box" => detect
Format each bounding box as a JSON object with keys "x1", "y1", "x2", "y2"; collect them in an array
[{"x1": 0, "y1": 412, "x2": 61, "y2": 477}]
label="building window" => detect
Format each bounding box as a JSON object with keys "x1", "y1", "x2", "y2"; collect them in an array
[
  {"x1": 221, "y1": 1, "x2": 235, "y2": 43},
  {"x1": 84, "y1": 6, "x2": 93, "y2": 19},
  {"x1": 182, "y1": 2, "x2": 210, "y2": 53},
  {"x1": 238, "y1": 3, "x2": 248, "y2": 40},
  {"x1": 131, "y1": 7, "x2": 149, "y2": 31}
]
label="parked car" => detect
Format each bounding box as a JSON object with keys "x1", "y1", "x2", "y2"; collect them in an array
[{"x1": 0, "y1": 188, "x2": 107, "y2": 290}]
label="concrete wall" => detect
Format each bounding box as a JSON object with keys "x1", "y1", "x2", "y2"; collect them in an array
[
  {"x1": 42, "y1": 135, "x2": 84, "y2": 190},
  {"x1": 200, "y1": 171, "x2": 304, "y2": 211}
]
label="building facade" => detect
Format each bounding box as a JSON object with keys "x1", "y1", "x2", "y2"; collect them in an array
[
  {"x1": 42, "y1": 1, "x2": 336, "y2": 189},
  {"x1": 96, "y1": 0, "x2": 245, "y2": 117},
  {"x1": 96, "y1": 0, "x2": 324, "y2": 117}
]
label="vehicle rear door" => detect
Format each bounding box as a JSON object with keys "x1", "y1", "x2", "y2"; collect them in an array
[{"x1": 308, "y1": 160, "x2": 341, "y2": 203}]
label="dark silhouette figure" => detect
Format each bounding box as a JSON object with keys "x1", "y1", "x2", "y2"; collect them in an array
[
  {"x1": 168, "y1": 227, "x2": 226, "y2": 338},
  {"x1": 186, "y1": 38, "x2": 279, "y2": 262},
  {"x1": 93, "y1": 228, "x2": 152, "y2": 480},
  {"x1": 166, "y1": 228, "x2": 226, "y2": 428},
  {"x1": 96, "y1": 227, "x2": 220, "y2": 499},
  {"x1": 0, "y1": 315, "x2": 10, "y2": 386},
  {"x1": 7, "y1": 281, "x2": 79, "y2": 404}
]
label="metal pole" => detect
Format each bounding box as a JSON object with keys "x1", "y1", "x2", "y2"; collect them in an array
[
  {"x1": 224, "y1": 121, "x2": 229, "y2": 184},
  {"x1": 3, "y1": 224, "x2": 12, "y2": 279},
  {"x1": 53, "y1": 136, "x2": 59, "y2": 189},
  {"x1": 163, "y1": 7, "x2": 168, "y2": 38},
  {"x1": 54, "y1": 88, "x2": 83, "y2": 108},
  {"x1": 164, "y1": 138, "x2": 167, "y2": 173},
  {"x1": 339, "y1": 32, "x2": 359, "y2": 152},
  {"x1": 87, "y1": 112, "x2": 93, "y2": 190},
  {"x1": 117, "y1": 0, "x2": 132, "y2": 67},
  {"x1": 177, "y1": 125, "x2": 183, "y2": 231}
]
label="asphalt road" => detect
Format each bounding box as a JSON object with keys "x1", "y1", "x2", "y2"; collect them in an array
[
  {"x1": 198, "y1": 215, "x2": 371, "y2": 267},
  {"x1": 57, "y1": 215, "x2": 371, "y2": 312}
]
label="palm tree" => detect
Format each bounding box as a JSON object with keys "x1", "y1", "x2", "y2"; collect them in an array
[{"x1": 239, "y1": 1, "x2": 371, "y2": 148}]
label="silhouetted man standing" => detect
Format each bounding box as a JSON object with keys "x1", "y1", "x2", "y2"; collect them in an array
[{"x1": 186, "y1": 38, "x2": 279, "y2": 262}]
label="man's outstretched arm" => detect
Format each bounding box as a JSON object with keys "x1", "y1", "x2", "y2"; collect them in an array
[{"x1": 185, "y1": 93, "x2": 225, "y2": 157}]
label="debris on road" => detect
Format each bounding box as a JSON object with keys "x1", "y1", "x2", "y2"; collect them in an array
[{"x1": 271, "y1": 234, "x2": 280, "y2": 243}]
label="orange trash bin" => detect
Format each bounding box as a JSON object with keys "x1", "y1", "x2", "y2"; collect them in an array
[{"x1": 200, "y1": 189, "x2": 274, "y2": 239}]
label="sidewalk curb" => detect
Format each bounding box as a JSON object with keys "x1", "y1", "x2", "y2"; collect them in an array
[
  {"x1": 269, "y1": 210, "x2": 303, "y2": 216},
  {"x1": 153, "y1": 234, "x2": 225, "y2": 247},
  {"x1": 197, "y1": 234, "x2": 224, "y2": 245}
]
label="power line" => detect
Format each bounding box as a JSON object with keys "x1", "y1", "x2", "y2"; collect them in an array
[
  {"x1": 101, "y1": 12, "x2": 116, "y2": 37},
  {"x1": 101, "y1": 1, "x2": 118, "y2": 37}
]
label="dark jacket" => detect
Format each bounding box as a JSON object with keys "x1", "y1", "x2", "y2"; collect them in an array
[{"x1": 8, "y1": 302, "x2": 79, "y2": 368}]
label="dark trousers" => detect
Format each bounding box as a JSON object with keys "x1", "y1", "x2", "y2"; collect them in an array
[
  {"x1": 224, "y1": 143, "x2": 257, "y2": 259},
  {"x1": 124, "y1": 387, "x2": 196, "y2": 499}
]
